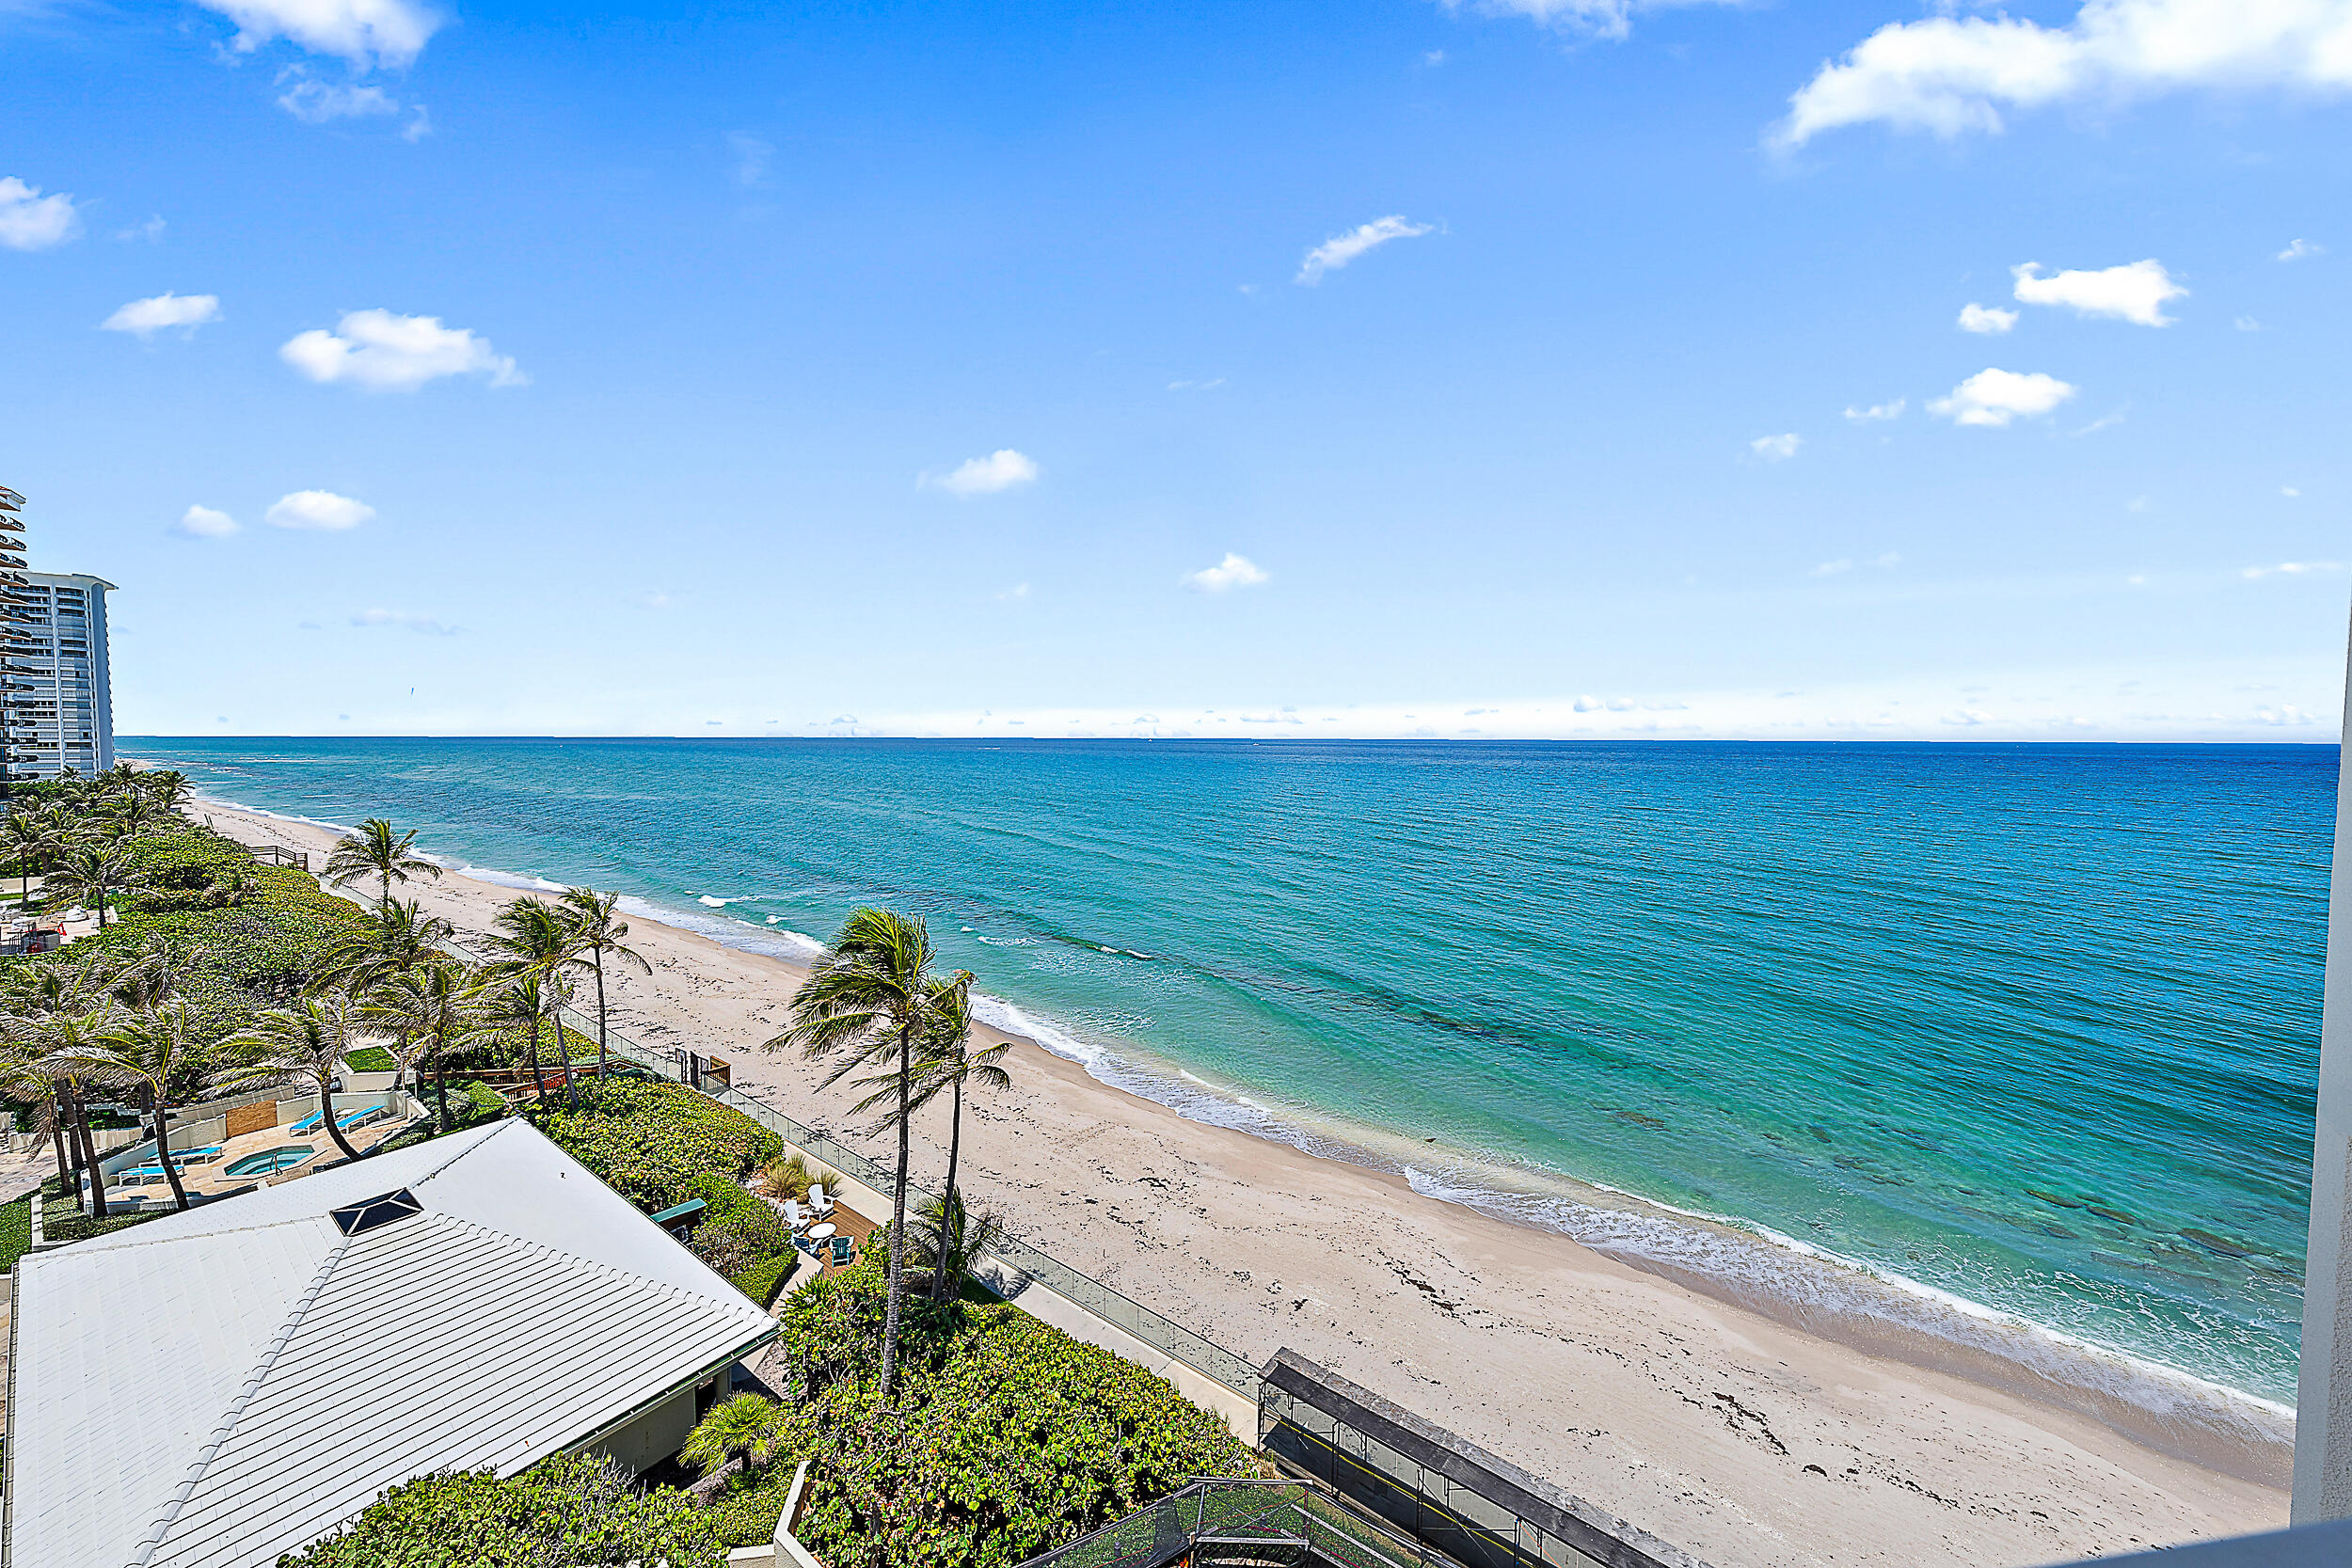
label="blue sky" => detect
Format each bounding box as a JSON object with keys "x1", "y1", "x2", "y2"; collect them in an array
[{"x1": 5, "y1": 0, "x2": 2348, "y2": 740}]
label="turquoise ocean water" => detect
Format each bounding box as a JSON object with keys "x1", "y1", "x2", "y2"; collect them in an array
[{"x1": 125, "y1": 737, "x2": 2330, "y2": 1418}]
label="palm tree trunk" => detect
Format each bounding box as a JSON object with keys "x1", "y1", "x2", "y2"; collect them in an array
[
  {"x1": 95, "y1": 872, "x2": 109, "y2": 927},
  {"x1": 154, "y1": 1101, "x2": 192, "y2": 1211},
  {"x1": 525, "y1": 1010, "x2": 548, "y2": 1106},
  {"x1": 881, "y1": 1023, "x2": 911, "y2": 1399},
  {"x1": 47, "y1": 1094, "x2": 70, "y2": 1189},
  {"x1": 593, "y1": 951, "x2": 610, "y2": 1106},
  {"x1": 322, "y1": 1074, "x2": 362, "y2": 1162},
  {"x1": 552, "y1": 1006, "x2": 579, "y2": 1113},
  {"x1": 933, "y1": 1073, "x2": 965, "y2": 1303},
  {"x1": 434, "y1": 1050, "x2": 453, "y2": 1132},
  {"x1": 73, "y1": 1091, "x2": 109, "y2": 1218}
]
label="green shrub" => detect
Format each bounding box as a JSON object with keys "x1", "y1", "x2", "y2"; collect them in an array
[
  {"x1": 786, "y1": 1268, "x2": 1251, "y2": 1568},
  {"x1": 758, "y1": 1151, "x2": 813, "y2": 1202},
  {"x1": 343, "y1": 1046, "x2": 397, "y2": 1072},
  {"x1": 278, "y1": 1451, "x2": 725, "y2": 1568},
  {"x1": 531, "y1": 1078, "x2": 781, "y2": 1211},
  {"x1": 730, "y1": 1250, "x2": 801, "y2": 1309},
  {"x1": 120, "y1": 830, "x2": 262, "y2": 913},
  {"x1": 700, "y1": 1460, "x2": 802, "y2": 1549}
]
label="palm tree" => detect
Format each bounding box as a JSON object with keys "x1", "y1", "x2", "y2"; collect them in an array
[
  {"x1": 216, "y1": 994, "x2": 370, "y2": 1163},
  {"x1": 680, "y1": 1393, "x2": 785, "y2": 1480},
  {"x1": 141, "y1": 769, "x2": 192, "y2": 814},
  {"x1": 911, "y1": 1190, "x2": 1004, "y2": 1296},
  {"x1": 472, "y1": 967, "x2": 574, "y2": 1112},
  {"x1": 909, "y1": 989, "x2": 1009, "y2": 1301},
  {"x1": 556, "y1": 887, "x2": 649, "y2": 1100},
  {"x1": 92, "y1": 787, "x2": 166, "y2": 842},
  {"x1": 360, "y1": 959, "x2": 481, "y2": 1130},
  {"x1": 53, "y1": 1002, "x2": 211, "y2": 1212},
  {"x1": 0, "y1": 810, "x2": 55, "y2": 910},
  {"x1": 43, "y1": 843, "x2": 145, "y2": 927},
  {"x1": 324, "y1": 818, "x2": 443, "y2": 907},
  {"x1": 0, "y1": 1046, "x2": 70, "y2": 1190},
  {"x1": 484, "y1": 897, "x2": 585, "y2": 1110},
  {"x1": 321, "y1": 898, "x2": 455, "y2": 994},
  {"x1": 764, "y1": 907, "x2": 968, "y2": 1399},
  {"x1": 13, "y1": 1007, "x2": 126, "y2": 1217}
]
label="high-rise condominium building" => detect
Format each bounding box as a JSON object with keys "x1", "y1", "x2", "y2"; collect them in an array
[{"x1": 14, "y1": 572, "x2": 117, "y2": 778}]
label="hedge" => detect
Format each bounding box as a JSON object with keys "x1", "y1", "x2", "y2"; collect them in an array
[
  {"x1": 778, "y1": 1260, "x2": 1252, "y2": 1568},
  {"x1": 730, "y1": 1249, "x2": 800, "y2": 1309},
  {"x1": 530, "y1": 1078, "x2": 781, "y2": 1211},
  {"x1": 278, "y1": 1452, "x2": 726, "y2": 1568}
]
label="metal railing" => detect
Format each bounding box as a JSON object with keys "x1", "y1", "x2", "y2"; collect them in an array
[{"x1": 1015, "y1": 1479, "x2": 1446, "y2": 1568}]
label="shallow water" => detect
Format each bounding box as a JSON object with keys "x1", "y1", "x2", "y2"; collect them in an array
[{"x1": 130, "y1": 736, "x2": 2330, "y2": 1406}]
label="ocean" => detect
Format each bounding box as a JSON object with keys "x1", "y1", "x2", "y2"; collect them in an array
[{"x1": 124, "y1": 736, "x2": 2330, "y2": 1418}]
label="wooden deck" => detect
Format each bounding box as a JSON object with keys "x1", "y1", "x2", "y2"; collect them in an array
[{"x1": 810, "y1": 1200, "x2": 877, "y2": 1277}]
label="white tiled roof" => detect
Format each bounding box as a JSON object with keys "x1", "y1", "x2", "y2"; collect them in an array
[{"x1": 7, "y1": 1119, "x2": 777, "y2": 1568}]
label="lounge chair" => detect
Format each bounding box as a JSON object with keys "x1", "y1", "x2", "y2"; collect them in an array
[
  {"x1": 288, "y1": 1111, "x2": 325, "y2": 1135},
  {"x1": 334, "y1": 1107, "x2": 384, "y2": 1131},
  {"x1": 828, "y1": 1234, "x2": 854, "y2": 1266}
]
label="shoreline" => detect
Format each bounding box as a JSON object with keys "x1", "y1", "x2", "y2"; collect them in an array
[{"x1": 178, "y1": 787, "x2": 2291, "y2": 1567}]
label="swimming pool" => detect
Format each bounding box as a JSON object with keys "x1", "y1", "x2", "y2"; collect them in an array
[{"x1": 223, "y1": 1146, "x2": 314, "y2": 1178}]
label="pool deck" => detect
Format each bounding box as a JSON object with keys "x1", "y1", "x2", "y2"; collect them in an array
[{"x1": 105, "y1": 1113, "x2": 409, "y2": 1205}]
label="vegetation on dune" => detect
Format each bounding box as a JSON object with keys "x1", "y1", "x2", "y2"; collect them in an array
[
  {"x1": 276, "y1": 1452, "x2": 726, "y2": 1568},
  {"x1": 692, "y1": 1253, "x2": 1251, "y2": 1563},
  {"x1": 531, "y1": 1076, "x2": 782, "y2": 1211}
]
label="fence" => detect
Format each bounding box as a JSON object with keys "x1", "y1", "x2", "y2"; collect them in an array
[
  {"x1": 1258, "y1": 1352, "x2": 1705, "y2": 1568},
  {"x1": 1014, "y1": 1478, "x2": 1443, "y2": 1568}
]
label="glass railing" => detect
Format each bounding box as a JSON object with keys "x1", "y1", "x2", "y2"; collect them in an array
[{"x1": 1015, "y1": 1479, "x2": 1439, "y2": 1568}]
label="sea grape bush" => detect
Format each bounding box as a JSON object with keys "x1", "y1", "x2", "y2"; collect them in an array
[
  {"x1": 278, "y1": 1452, "x2": 726, "y2": 1568},
  {"x1": 779, "y1": 1259, "x2": 1252, "y2": 1568},
  {"x1": 532, "y1": 1077, "x2": 782, "y2": 1210}
]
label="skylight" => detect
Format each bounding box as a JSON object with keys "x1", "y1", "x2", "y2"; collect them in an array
[{"x1": 330, "y1": 1188, "x2": 424, "y2": 1236}]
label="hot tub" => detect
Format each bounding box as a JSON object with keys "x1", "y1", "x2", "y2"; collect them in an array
[{"x1": 223, "y1": 1146, "x2": 315, "y2": 1179}]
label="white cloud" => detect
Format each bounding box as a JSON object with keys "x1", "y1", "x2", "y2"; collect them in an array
[
  {"x1": 927, "y1": 450, "x2": 1040, "y2": 497},
  {"x1": 2235, "y1": 314, "x2": 2264, "y2": 330},
  {"x1": 101, "y1": 293, "x2": 223, "y2": 338},
  {"x1": 1776, "y1": 0, "x2": 2352, "y2": 148},
  {"x1": 1295, "y1": 215, "x2": 1433, "y2": 285},
  {"x1": 1929, "y1": 367, "x2": 2078, "y2": 427},
  {"x1": 2012, "y1": 259, "x2": 2185, "y2": 325},
  {"x1": 117, "y1": 215, "x2": 167, "y2": 244},
  {"x1": 996, "y1": 583, "x2": 1031, "y2": 601},
  {"x1": 280, "y1": 309, "x2": 524, "y2": 391},
  {"x1": 1447, "y1": 0, "x2": 1737, "y2": 42},
  {"x1": 265, "y1": 489, "x2": 374, "y2": 531},
  {"x1": 402, "y1": 103, "x2": 432, "y2": 141},
  {"x1": 1844, "y1": 397, "x2": 1905, "y2": 421},
  {"x1": 0, "y1": 176, "x2": 80, "y2": 251},
  {"x1": 1958, "y1": 302, "x2": 2018, "y2": 334},
  {"x1": 1750, "y1": 433, "x2": 1803, "y2": 461},
  {"x1": 195, "y1": 0, "x2": 441, "y2": 69},
  {"x1": 1168, "y1": 377, "x2": 1226, "y2": 391},
  {"x1": 173, "y1": 505, "x2": 238, "y2": 539},
  {"x1": 278, "y1": 77, "x2": 401, "y2": 122},
  {"x1": 2240, "y1": 560, "x2": 2343, "y2": 578},
  {"x1": 2282, "y1": 485, "x2": 2302, "y2": 497},
  {"x1": 1810, "y1": 558, "x2": 1854, "y2": 577},
  {"x1": 1872, "y1": 551, "x2": 1903, "y2": 567},
  {"x1": 1183, "y1": 553, "x2": 1270, "y2": 593},
  {"x1": 350, "y1": 608, "x2": 458, "y2": 635},
  {"x1": 2278, "y1": 237, "x2": 2326, "y2": 261}
]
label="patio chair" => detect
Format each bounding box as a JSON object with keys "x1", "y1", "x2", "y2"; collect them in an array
[
  {"x1": 829, "y1": 1234, "x2": 854, "y2": 1267},
  {"x1": 782, "y1": 1198, "x2": 808, "y2": 1230},
  {"x1": 335, "y1": 1107, "x2": 384, "y2": 1132},
  {"x1": 807, "y1": 1183, "x2": 834, "y2": 1216},
  {"x1": 288, "y1": 1111, "x2": 325, "y2": 1135}
]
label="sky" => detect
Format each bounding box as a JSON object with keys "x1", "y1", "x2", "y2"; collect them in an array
[{"x1": 4, "y1": 0, "x2": 2349, "y2": 742}]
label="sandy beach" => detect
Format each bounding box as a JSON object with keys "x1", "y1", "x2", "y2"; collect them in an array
[{"x1": 194, "y1": 797, "x2": 2290, "y2": 1568}]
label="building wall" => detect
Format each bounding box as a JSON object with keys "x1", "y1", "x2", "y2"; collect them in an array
[
  {"x1": 14, "y1": 573, "x2": 114, "y2": 777},
  {"x1": 580, "y1": 1380, "x2": 703, "y2": 1477}
]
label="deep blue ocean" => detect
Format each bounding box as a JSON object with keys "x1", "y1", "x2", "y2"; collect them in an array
[{"x1": 126, "y1": 736, "x2": 2331, "y2": 1409}]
